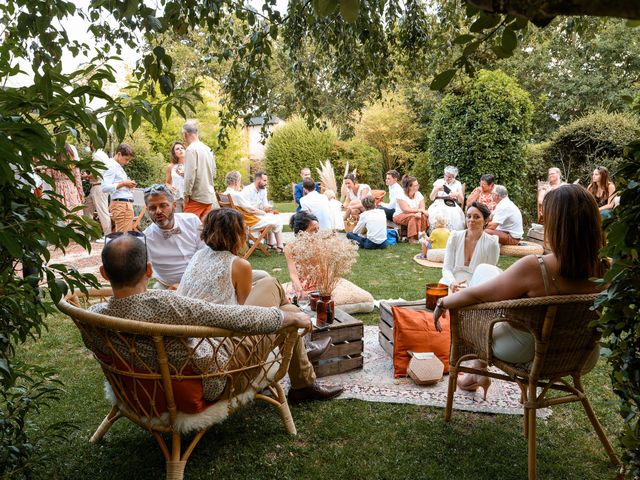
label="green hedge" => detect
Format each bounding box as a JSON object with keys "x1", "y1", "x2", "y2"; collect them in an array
[
  {"x1": 541, "y1": 111, "x2": 640, "y2": 184},
  {"x1": 264, "y1": 117, "x2": 337, "y2": 200},
  {"x1": 408, "y1": 150, "x2": 432, "y2": 194},
  {"x1": 329, "y1": 139, "x2": 384, "y2": 190},
  {"x1": 428, "y1": 70, "x2": 533, "y2": 220}
]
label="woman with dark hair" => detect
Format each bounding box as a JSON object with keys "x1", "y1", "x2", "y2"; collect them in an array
[
  {"x1": 392, "y1": 175, "x2": 428, "y2": 243},
  {"x1": 434, "y1": 184, "x2": 605, "y2": 395},
  {"x1": 440, "y1": 201, "x2": 500, "y2": 292},
  {"x1": 466, "y1": 174, "x2": 496, "y2": 212},
  {"x1": 342, "y1": 173, "x2": 370, "y2": 219},
  {"x1": 165, "y1": 141, "x2": 185, "y2": 212},
  {"x1": 587, "y1": 166, "x2": 616, "y2": 217}
]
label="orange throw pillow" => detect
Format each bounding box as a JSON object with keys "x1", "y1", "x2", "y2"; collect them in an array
[
  {"x1": 392, "y1": 306, "x2": 450, "y2": 378},
  {"x1": 370, "y1": 189, "x2": 386, "y2": 206}
]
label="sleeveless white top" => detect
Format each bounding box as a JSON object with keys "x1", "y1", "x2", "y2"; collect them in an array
[
  {"x1": 177, "y1": 248, "x2": 238, "y2": 305},
  {"x1": 171, "y1": 163, "x2": 185, "y2": 199},
  {"x1": 348, "y1": 183, "x2": 370, "y2": 201}
]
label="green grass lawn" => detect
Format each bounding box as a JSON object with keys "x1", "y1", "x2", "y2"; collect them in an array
[{"x1": 22, "y1": 244, "x2": 622, "y2": 479}]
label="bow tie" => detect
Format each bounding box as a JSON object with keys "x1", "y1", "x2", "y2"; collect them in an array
[{"x1": 162, "y1": 227, "x2": 182, "y2": 239}]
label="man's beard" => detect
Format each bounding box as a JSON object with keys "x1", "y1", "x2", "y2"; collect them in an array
[{"x1": 155, "y1": 213, "x2": 175, "y2": 229}]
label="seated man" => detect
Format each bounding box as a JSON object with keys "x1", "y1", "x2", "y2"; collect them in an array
[
  {"x1": 92, "y1": 234, "x2": 343, "y2": 403},
  {"x1": 537, "y1": 167, "x2": 567, "y2": 223},
  {"x1": 300, "y1": 178, "x2": 333, "y2": 230},
  {"x1": 242, "y1": 171, "x2": 274, "y2": 213},
  {"x1": 294, "y1": 167, "x2": 320, "y2": 212},
  {"x1": 223, "y1": 171, "x2": 284, "y2": 253},
  {"x1": 346, "y1": 195, "x2": 388, "y2": 249},
  {"x1": 378, "y1": 169, "x2": 403, "y2": 222},
  {"x1": 485, "y1": 185, "x2": 523, "y2": 246}
]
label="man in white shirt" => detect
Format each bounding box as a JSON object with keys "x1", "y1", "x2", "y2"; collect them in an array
[
  {"x1": 294, "y1": 167, "x2": 320, "y2": 212},
  {"x1": 299, "y1": 178, "x2": 333, "y2": 230},
  {"x1": 102, "y1": 144, "x2": 136, "y2": 232},
  {"x1": 346, "y1": 195, "x2": 389, "y2": 249},
  {"x1": 485, "y1": 185, "x2": 524, "y2": 245},
  {"x1": 378, "y1": 169, "x2": 403, "y2": 221},
  {"x1": 242, "y1": 171, "x2": 273, "y2": 212},
  {"x1": 143, "y1": 184, "x2": 206, "y2": 289},
  {"x1": 83, "y1": 144, "x2": 112, "y2": 236},
  {"x1": 182, "y1": 121, "x2": 219, "y2": 220}
]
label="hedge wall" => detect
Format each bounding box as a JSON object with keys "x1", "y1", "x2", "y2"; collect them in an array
[
  {"x1": 264, "y1": 117, "x2": 337, "y2": 201},
  {"x1": 428, "y1": 70, "x2": 533, "y2": 220}
]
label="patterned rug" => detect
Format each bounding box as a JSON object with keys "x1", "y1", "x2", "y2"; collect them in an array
[{"x1": 297, "y1": 326, "x2": 551, "y2": 417}]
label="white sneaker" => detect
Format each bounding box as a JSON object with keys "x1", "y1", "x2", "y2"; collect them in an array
[{"x1": 95, "y1": 238, "x2": 105, "y2": 244}]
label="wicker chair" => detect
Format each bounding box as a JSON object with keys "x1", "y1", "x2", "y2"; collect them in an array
[
  {"x1": 446, "y1": 294, "x2": 620, "y2": 479},
  {"x1": 58, "y1": 288, "x2": 299, "y2": 480}
]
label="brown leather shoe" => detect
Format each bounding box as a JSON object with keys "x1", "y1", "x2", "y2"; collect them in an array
[
  {"x1": 287, "y1": 382, "x2": 344, "y2": 403},
  {"x1": 305, "y1": 337, "x2": 332, "y2": 361}
]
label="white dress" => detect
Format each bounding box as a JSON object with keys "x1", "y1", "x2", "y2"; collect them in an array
[
  {"x1": 439, "y1": 230, "x2": 500, "y2": 286},
  {"x1": 171, "y1": 164, "x2": 185, "y2": 199},
  {"x1": 178, "y1": 249, "x2": 238, "y2": 304},
  {"x1": 427, "y1": 178, "x2": 465, "y2": 231}
]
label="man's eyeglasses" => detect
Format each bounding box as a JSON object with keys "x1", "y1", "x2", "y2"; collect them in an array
[{"x1": 104, "y1": 231, "x2": 148, "y2": 262}]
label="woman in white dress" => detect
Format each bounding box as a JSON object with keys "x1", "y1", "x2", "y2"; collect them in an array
[
  {"x1": 324, "y1": 189, "x2": 345, "y2": 230},
  {"x1": 439, "y1": 201, "x2": 500, "y2": 292},
  {"x1": 428, "y1": 165, "x2": 465, "y2": 231},
  {"x1": 342, "y1": 173, "x2": 370, "y2": 219},
  {"x1": 165, "y1": 141, "x2": 185, "y2": 212}
]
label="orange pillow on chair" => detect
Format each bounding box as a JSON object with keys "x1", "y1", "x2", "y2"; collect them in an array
[
  {"x1": 370, "y1": 190, "x2": 386, "y2": 206},
  {"x1": 392, "y1": 306, "x2": 450, "y2": 378}
]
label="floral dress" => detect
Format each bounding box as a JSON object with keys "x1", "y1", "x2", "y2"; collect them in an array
[{"x1": 45, "y1": 165, "x2": 84, "y2": 215}]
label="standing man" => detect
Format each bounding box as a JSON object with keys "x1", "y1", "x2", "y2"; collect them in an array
[
  {"x1": 101, "y1": 144, "x2": 135, "y2": 233},
  {"x1": 242, "y1": 171, "x2": 273, "y2": 212},
  {"x1": 299, "y1": 178, "x2": 332, "y2": 230},
  {"x1": 182, "y1": 121, "x2": 218, "y2": 219},
  {"x1": 83, "y1": 144, "x2": 112, "y2": 238},
  {"x1": 294, "y1": 167, "x2": 320, "y2": 212},
  {"x1": 378, "y1": 169, "x2": 403, "y2": 221},
  {"x1": 485, "y1": 185, "x2": 523, "y2": 245}
]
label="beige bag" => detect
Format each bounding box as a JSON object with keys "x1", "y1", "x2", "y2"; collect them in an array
[{"x1": 407, "y1": 351, "x2": 444, "y2": 385}]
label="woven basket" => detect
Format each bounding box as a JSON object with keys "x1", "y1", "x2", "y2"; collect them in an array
[
  {"x1": 500, "y1": 241, "x2": 544, "y2": 257},
  {"x1": 407, "y1": 352, "x2": 444, "y2": 385}
]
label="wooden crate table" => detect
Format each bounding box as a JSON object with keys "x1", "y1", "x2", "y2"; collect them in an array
[
  {"x1": 310, "y1": 308, "x2": 364, "y2": 377},
  {"x1": 378, "y1": 299, "x2": 427, "y2": 357},
  {"x1": 527, "y1": 227, "x2": 550, "y2": 254}
]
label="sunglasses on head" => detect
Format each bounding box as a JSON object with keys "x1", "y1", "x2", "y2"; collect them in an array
[{"x1": 144, "y1": 184, "x2": 169, "y2": 194}]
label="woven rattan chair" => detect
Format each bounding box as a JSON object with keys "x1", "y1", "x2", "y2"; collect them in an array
[
  {"x1": 58, "y1": 288, "x2": 299, "y2": 480},
  {"x1": 446, "y1": 294, "x2": 620, "y2": 479}
]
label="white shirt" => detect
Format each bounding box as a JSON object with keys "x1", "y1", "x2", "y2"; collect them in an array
[
  {"x1": 223, "y1": 187, "x2": 254, "y2": 210},
  {"x1": 492, "y1": 197, "x2": 524, "y2": 239},
  {"x1": 353, "y1": 209, "x2": 388, "y2": 244},
  {"x1": 440, "y1": 230, "x2": 500, "y2": 286},
  {"x1": 102, "y1": 158, "x2": 133, "y2": 200},
  {"x1": 242, "y1": 183, "x2": 269, "y2": 209},
  {"x1": 143, "y1": 213, "x2": 206, "y2": 286},
  {"x1": 348, "y1": 183, "x2": 370, "y2": 202},
  {"x1": 380, "y1": 182, "x2": 403, "y2": 210},
  {"x1": 394, "y1": 191, "x2": 424, "y2": 217},
  {"x1": 299, "y1": 190, "x2": 333, "y2": 230},
  {"x1": 433, "y1": 178, "x2": 463, "y2": 198}
]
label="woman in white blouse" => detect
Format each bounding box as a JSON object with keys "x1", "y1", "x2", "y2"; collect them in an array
[
  {"x1": 342, "y1": 173, "x2": 370, "y2": 219},
  {"x1": 428, "y1": 165, "x2": 465, "y2": 231},
  {"x1": 440, "y1": 202, "x2": 500, "y2": 292},
  {"x1": 392, "y1": 175, "x2": 428, "y2": 243}
]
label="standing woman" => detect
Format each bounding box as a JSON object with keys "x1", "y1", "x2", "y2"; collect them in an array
[
  {"x1": 43, "y1": 144, "x2": 84, "y2": 216},
  {"x1": 393, "y1": 175, "x2": 429, "y2": 243},
  {"x1": 587, "y1": 166, "x2": 616, "y2": 218},
  {"x1": 165, "y1": 141, "x2": 186, "y2": 212},
  {"x1": 342, "y1": 173, "x2": 370, "y2": 219}
]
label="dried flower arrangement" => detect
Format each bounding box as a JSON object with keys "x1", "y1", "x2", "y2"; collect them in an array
[{"x1": 285, "y1": 230, "x2": 359, "y2": 296}]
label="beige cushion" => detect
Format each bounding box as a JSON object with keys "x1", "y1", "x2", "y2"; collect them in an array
[{"x1": 426, "y1": 248, "x2": 445, "y2": 263}]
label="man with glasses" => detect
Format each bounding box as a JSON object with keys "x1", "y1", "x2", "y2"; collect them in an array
[
  {"x1": 143, "y1": 184, "x2": 206, "y2": 290},
  {"x1": 102, "y1": 144, "x2": 136, "y2": 232},
  {"x1": 92, "y1": 234, "x2": 343, "y2": 403},
  {"x1": 182, "y1": 121, "x2": 219, "y2": 220}
]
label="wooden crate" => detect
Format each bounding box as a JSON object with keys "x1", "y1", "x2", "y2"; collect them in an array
[
  {"x1": 527, "y1": 227, "x2": 551, "y2": 254},
  {"x1": 379, "y1": 299, "x2": 428, "y2": 357},
  {"x1": 310, "y1": 308, "x2": 364, "y2": 377}
]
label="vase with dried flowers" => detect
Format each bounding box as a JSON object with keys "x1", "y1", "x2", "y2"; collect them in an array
[{"x1": 285, "y1": 230, "x2": 359, "y2": 324}]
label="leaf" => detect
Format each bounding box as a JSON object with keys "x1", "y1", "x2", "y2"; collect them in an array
[
  {"x1": 159, "y1": 75, "x2": 173, "y2": 95},
  {"x1": 501, "y1": 28, "x2": 517, "y2": 52},
  {"x1": 463, "y1": 41, "x2": 479, "y2": 56},
  {"x1": 626, "y1": 19, "x2": 640, "y2": 28},
  {"x1": 316, "y1": 0, "x2": 339, "y2": 17},
  {"x1": 340, "y1": 0, "x2": 359, "y2": 24},
  {"x1": 453, "y1": 34, "x2": 475, "y2": 45},
  {"x1": 430, "y1": 69, "x2": 456, "y2": 91}
]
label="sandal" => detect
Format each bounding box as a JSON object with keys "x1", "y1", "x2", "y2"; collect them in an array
[
  {"x1": 416, "y1": 254, "x2": 427, "y2": 260},
  {"x1": 274, "y1": 246, "x2": 284, "y2": 254}
]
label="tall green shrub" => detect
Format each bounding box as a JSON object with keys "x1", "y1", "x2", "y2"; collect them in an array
[
  {"x1": 542, "y1": 111, "x2": 640, "y2": 184},
  {"x1": 264, "y1": 117, "x2": 337, "y2": 200},
  {"x1": 428, "y1": 70, "x2": 533, "y2": 219},
  {"x1": 329, "y1": 139, "x2": 384, "y2": 190}
]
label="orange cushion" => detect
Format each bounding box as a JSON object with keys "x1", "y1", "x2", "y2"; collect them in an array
[
  {"x1": 370, "y1": 190, "x2": 386, "y2": 206},
  {"x1": 392, "y1": 306, "x2": 450, "y2": 378}
]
